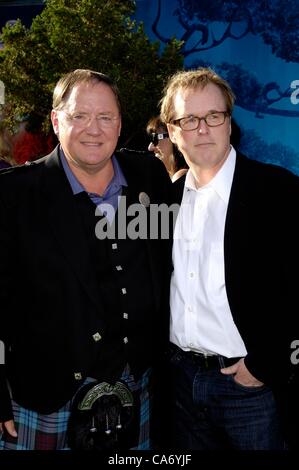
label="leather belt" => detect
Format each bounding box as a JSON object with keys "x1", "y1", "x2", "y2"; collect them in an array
[{"x1": 170, "y1": 344, "x2": 242, "y2": 369}]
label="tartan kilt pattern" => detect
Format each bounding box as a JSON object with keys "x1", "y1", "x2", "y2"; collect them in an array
[{"x1": 0, "y1": 367, "x2": 151, "y2": 450}]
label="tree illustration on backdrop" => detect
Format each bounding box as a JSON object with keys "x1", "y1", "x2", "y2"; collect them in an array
[
  {"x1": 0, "y1": 0, "x2": 183, "y2": 148},
  {"x1": 152, "y1": 0, "x2": 299, "y2": 119}
]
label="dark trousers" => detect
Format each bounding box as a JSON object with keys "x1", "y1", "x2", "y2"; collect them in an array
[{"x1": 168, "y1": 344, "x2": 285, "y2": 450}]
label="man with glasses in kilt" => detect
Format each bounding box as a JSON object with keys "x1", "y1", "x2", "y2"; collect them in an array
[{"x1": 0, "y1": 69, "x2": 171, "y2": 450}]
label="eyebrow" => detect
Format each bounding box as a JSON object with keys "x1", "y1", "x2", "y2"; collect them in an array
[
  {"x1": 184, "y1": 110, "x2": 224, "y2": 116},
  {"x1": 68, "y1": 111, "x2": 117, "y2": 116}
]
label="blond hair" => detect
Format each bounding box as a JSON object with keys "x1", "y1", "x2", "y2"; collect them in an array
[{"x1": 160, "y1": 67, "x2": 235, "y2": 123}]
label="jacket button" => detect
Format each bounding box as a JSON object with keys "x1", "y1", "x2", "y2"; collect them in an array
[{"x1": 92, "y1": 332, "x2": 102, "y2": 342}]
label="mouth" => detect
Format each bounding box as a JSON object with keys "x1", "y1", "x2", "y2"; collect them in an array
[
  {"x1": 81, "y1": 142, "x2": 102, "y2": 146},
  {"x1": 196, "y1": 142, "x2": 213, "y2": 146}
]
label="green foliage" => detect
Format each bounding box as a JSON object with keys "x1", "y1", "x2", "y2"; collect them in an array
[{"x1": 0, "y1": 0, "x2": 183, "y2": 146}]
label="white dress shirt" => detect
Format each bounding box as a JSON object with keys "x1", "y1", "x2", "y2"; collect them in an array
[{"x1": 170, "y1": 147, "x2": 247, "y2": 358}]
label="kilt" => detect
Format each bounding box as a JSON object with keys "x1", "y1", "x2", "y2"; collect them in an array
[{"x1": 0, "y1": 366, "x2": 151, "y2": 450}]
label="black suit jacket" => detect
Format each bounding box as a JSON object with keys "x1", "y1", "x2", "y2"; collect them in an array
[
  {"x1": 172, "y1": 152, "x2": 299, "y2": 387},
  {"x1": 0, "y1": 146, "x2": 172, "y2": 421}
]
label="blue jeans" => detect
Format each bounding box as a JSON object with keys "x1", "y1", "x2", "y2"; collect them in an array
[{"x1": 169, "y1": 345, "x2": 285, "y2": 450}]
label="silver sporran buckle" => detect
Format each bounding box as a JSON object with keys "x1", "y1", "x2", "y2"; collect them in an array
[{"x1": 67, "y1": 380, "x2": 139, "y2": 450}]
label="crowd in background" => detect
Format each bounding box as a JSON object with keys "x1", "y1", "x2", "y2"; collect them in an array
[{"x1": 0, "y1": 113, "x2": 56, "y2": 169}]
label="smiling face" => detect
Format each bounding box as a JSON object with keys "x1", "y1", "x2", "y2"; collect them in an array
[
  {"x1": 167, "y1": 83, "x2": 231, "y2": 179},
  {"x1": 51, "y1": 80, "x2": 121, "y2": 174}
]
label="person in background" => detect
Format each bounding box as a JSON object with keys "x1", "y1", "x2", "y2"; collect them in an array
[
  {"x1": 160, "y1": 67, "x2": 299, "y2": 450},
  {"x1": 146, "y1": 115, "x2": 188, "y2": 182},
  {"x1": 0, "y1": 69, "x2": 171, "y2": 450},
  {"x1": 12, "y1": 113, "x2": 56, "y2": 165}
]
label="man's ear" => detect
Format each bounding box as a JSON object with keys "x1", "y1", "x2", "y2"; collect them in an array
[
  {"x1": 51, "y1": 110, "x2": 59, "y2": 136},
  {"x1": 167, "y1": 123, "x2": 176, "y2": 144},
  {"x1": 118, "y1": 118, "x2": 122, "y2": 137}
]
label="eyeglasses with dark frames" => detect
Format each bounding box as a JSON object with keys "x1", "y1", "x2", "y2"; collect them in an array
[
  {"x1": 150, "y1": 132, "x2": 169, "y2": 146},
  {"x1": 170, "y1": 111, "x2": 229, "y2": 131}
]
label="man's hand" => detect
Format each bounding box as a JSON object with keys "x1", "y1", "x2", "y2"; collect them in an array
[
  {"x1": 0, "y1": 419, "x2": 17, "y2": 437},
  {"x1": 221, "y1": 358, "x2": 264, "y2": 387}
]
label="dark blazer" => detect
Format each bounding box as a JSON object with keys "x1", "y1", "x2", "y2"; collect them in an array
[
  {"x1": 0, "y1": 146, "x2": 172, "y2": 421},
  {"x1": 172, "y1": 152, "x2": 299, "y2": 388}
]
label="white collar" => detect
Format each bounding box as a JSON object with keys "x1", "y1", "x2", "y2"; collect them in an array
[{"x1": 185, "y1": 146, "x2": 236, "y2": 204}]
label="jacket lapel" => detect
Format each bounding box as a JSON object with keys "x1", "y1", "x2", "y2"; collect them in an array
[
  {"x1": 116, "y1": 151, "x2": 167, "y2": 311},
  {"x1": 41, "y1": 148, "x2": 101, "y2": 311},
  {"x1": 172, "y1": 174, "x2": 186, "y2": 205},
  {"x1": 224, "y1": 153, "x2": 252, "y2": 312}
]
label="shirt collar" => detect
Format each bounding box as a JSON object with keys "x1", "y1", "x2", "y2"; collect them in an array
[
  {"x1": 59, "y1": 146, "x2": 127, "y2": 196},
  {"x1": 185, "y1": 146, "x2": 236, "y2": 204}
]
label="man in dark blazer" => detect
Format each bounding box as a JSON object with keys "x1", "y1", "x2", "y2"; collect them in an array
[
  {"x1": 0, "y1": 69, "x2": 171, "y2": 449},
  {"x1": 160, "y1": 67, "x2": 299, "y2": 449}
]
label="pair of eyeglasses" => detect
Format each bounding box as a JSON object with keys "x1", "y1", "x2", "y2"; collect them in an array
[
  {"x1": 62, "y1": 111, "x2": 120, "y2": 128},
  {"x1": 170, "y1": 111, "x2": 229, "y2": 131},
  {"x1": 150, "y1": 132, "x2": 169, "y2": 146}
]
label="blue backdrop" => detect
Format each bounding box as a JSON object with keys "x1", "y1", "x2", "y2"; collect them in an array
[
  {"x1": 1, "y1": 1, "x2": 298, "y2": 173},
  {"x1": 135, "y1": 0, "x2": 299, "y2": 174}
]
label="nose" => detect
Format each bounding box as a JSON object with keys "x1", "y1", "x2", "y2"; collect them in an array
[
  {"x1": 148, "y1": 142, "x2": 156, "y2": 152},
  {"x1": 86, "y1": 117, "x2": 102, "y2": 134},
  {"x1": 197, "y1": 118, "x2": 209, "y2": 134}
]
